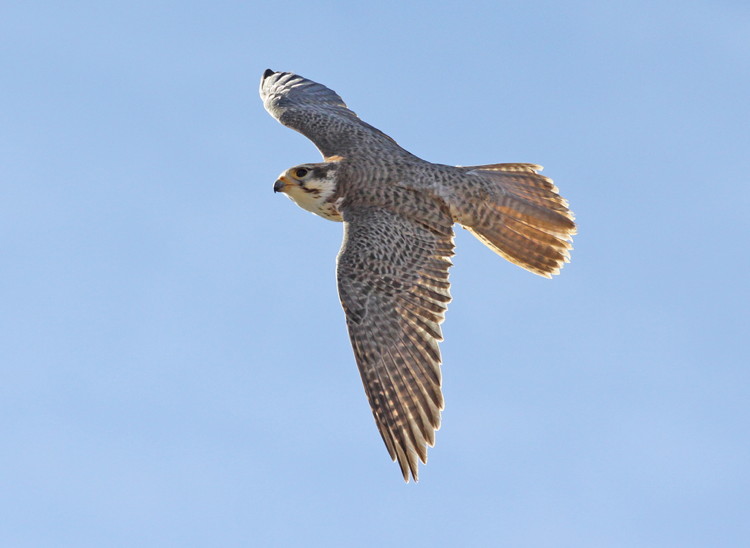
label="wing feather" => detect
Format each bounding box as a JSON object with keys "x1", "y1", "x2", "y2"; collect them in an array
[
  {"x1": 260, "y1": 69, "x2": 405, "y2": 159},
  {"x1": 337, "y1": 205, "x2": 454, "y2": 482}
]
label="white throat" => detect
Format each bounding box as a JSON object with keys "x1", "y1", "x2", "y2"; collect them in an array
[{"x1": 285, "y1": 171, "x2": 342, "y2": 222}]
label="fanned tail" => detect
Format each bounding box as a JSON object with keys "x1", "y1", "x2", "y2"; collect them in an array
[{"x1": 449, "y1": 163, "x2": 576, "y2": 277}]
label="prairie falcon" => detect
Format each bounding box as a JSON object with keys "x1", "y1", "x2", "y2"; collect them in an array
[{"x1": 260, "y1": 69, "x2": 576, "y2": 482}]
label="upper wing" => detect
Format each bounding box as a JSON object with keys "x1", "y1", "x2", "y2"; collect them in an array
[
  {"x1": 259, "y1": 69, "x2": 405, "y2": 160},
  {"x1": 336, "y1": 205, "x2": 454, "y2": 482}
]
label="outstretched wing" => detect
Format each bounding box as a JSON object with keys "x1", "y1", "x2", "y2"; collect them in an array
[
  {"x1": 259, "y1": 69, "x2": 405, "y2": 160},
  {"x1": 337, "y1": 204, "x2": 454, "y2": 482}
]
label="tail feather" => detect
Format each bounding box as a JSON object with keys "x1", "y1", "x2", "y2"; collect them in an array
[
  {"x1": 466, "y1": 224, "x2": 569, "y2": 277},
  {"x1": 449, "y1": 165, "x2": 576, "y2": 277}
]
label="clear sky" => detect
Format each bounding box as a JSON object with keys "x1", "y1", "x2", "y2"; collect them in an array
[{"x1": 2, "y1": 1, "x2": 749, "y2": 546}]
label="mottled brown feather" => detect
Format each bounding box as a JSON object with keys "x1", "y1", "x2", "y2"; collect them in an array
[{"x1": 337, "y1": 206, "x2": 454, "y2": 482}]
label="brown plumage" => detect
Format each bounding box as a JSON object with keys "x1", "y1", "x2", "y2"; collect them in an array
[{"x1": 261, "y1": 70, "x2": 576, "y2": 482}]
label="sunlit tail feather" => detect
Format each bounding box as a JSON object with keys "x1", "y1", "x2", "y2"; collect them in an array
[{"x1": 449, "y1": 163, "x2": 576, "y2": 277}]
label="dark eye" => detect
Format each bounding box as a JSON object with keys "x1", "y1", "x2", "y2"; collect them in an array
[{"x1": 295, "y1": 168, "x2": 308, "y2": 178}]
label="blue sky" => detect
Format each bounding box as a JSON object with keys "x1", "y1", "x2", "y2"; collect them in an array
[{"x1": 2, "y1": 1, "x2": 749, "y2": 546}]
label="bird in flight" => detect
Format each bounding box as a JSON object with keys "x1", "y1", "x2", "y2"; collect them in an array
[{"x1": 260, "y1": 69, "x2": 576, "y2": 482}]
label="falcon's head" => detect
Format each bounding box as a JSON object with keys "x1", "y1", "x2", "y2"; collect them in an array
[{"x1": 273, "y1": 162, "x2": 343, "y2": 221}]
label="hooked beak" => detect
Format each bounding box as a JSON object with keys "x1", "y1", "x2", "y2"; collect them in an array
[{"x1": 273, "y1": 176, "x2": 289, "y2": 193}]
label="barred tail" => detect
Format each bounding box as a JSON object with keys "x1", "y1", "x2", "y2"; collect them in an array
[{"x1": 449, "y1": 163, "x2": 576, "y2": 277}]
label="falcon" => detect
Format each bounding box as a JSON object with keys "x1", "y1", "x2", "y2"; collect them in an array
[{"x1": 260, "y1": 69, "x2": 576, "y2": 482}]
